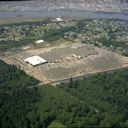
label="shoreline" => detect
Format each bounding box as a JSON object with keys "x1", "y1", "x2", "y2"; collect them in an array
[{"x1": 0, "y1": 11, "x2": 127, "y2": 25}]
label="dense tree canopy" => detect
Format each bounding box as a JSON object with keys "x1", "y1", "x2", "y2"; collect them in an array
[
  {"x1": 0, "y1": 60, "x2": 39, "y2": 89},
  {"x1": 0, "y1": 60, "x2": 41, "y2": 128},
  {"x1": 0, "y1": 60, "x2": 128, "y2": 127}
]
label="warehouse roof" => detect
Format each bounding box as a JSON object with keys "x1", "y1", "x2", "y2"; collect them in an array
[{"x1": 24, "y1": 56, "x2": 47, "y2": 66}]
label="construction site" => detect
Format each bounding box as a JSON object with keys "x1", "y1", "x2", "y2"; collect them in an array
[{"x1": 2, "y1": 41, "x2": 128, "y2": 84}]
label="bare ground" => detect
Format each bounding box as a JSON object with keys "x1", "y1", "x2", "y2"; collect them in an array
[{"x1": 1, "y1": 41, "x2": 128, "y2": 84}]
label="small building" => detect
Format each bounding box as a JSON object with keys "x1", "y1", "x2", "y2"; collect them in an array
[
  {"x1": 35, "y1": 40, "x2": 44, "y2": 44},
  {"x1": 24, "y1": 56, "x2": 47, "y2": 66},
  {"x1": 56, "y1": 17, "x2": 64, "y2": 22}
]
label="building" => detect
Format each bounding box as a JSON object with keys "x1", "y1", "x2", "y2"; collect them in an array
[
  {"x1": 35, "y1": 40, "x2": 44, "y2": 44},
  {"x1": 56, "y1": 17, "x2": 64, "y2": 22},
  {"x1": 24, "y1": 56, "x2": 47, "y2": 66}
]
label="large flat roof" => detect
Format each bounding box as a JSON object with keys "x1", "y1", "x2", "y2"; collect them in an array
[{"x1": 24, "y1": 55, "x2": 47, "y2": 66}]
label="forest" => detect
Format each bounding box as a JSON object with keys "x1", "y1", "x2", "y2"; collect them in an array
[
  {"x1": 0, "y1": 59, "x2": 128, "y2": 128},
  {"x1": 0, "y1": 60, "x2": 40, "y2": 128},
  {"x1": 43, "y1": 26, "x2": 76, "y2": 42}
]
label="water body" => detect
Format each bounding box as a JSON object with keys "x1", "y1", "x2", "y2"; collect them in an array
[{"x1": 0, "y1": 11, "x2": 128, "y2": 20}]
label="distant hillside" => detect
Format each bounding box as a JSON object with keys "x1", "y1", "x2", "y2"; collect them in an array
[
  {"x1": 0, "y1": 0, "x2": 127, "y2": 12},
  {"x1": 31, "y1": 0, "x2": 127, "y2": 2}
]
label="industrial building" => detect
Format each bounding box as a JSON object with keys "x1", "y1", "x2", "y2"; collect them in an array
[{"x1": 24, "y1": 55, "x2": 47, "y2": 66}]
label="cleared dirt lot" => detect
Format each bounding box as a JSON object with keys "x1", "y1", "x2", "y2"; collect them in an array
[{"x1": 2, "y1": 41, "x2": 128, "y2": 84}]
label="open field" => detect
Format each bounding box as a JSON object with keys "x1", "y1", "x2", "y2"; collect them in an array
[{"x1": 1, "y1": 40, "x2": 128, "y2": 84}]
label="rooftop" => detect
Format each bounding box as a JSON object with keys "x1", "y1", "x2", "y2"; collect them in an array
[
  {"x1": 24, "y1": 55, "x2": 47, "y2": 66},
  {"x1": 35, "y1": 40, "x2": 44, "y2": 44}
]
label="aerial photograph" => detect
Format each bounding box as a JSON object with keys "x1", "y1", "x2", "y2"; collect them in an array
[{"x1": 0, "y1": 0, "x2": 128, "y2": 127}]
